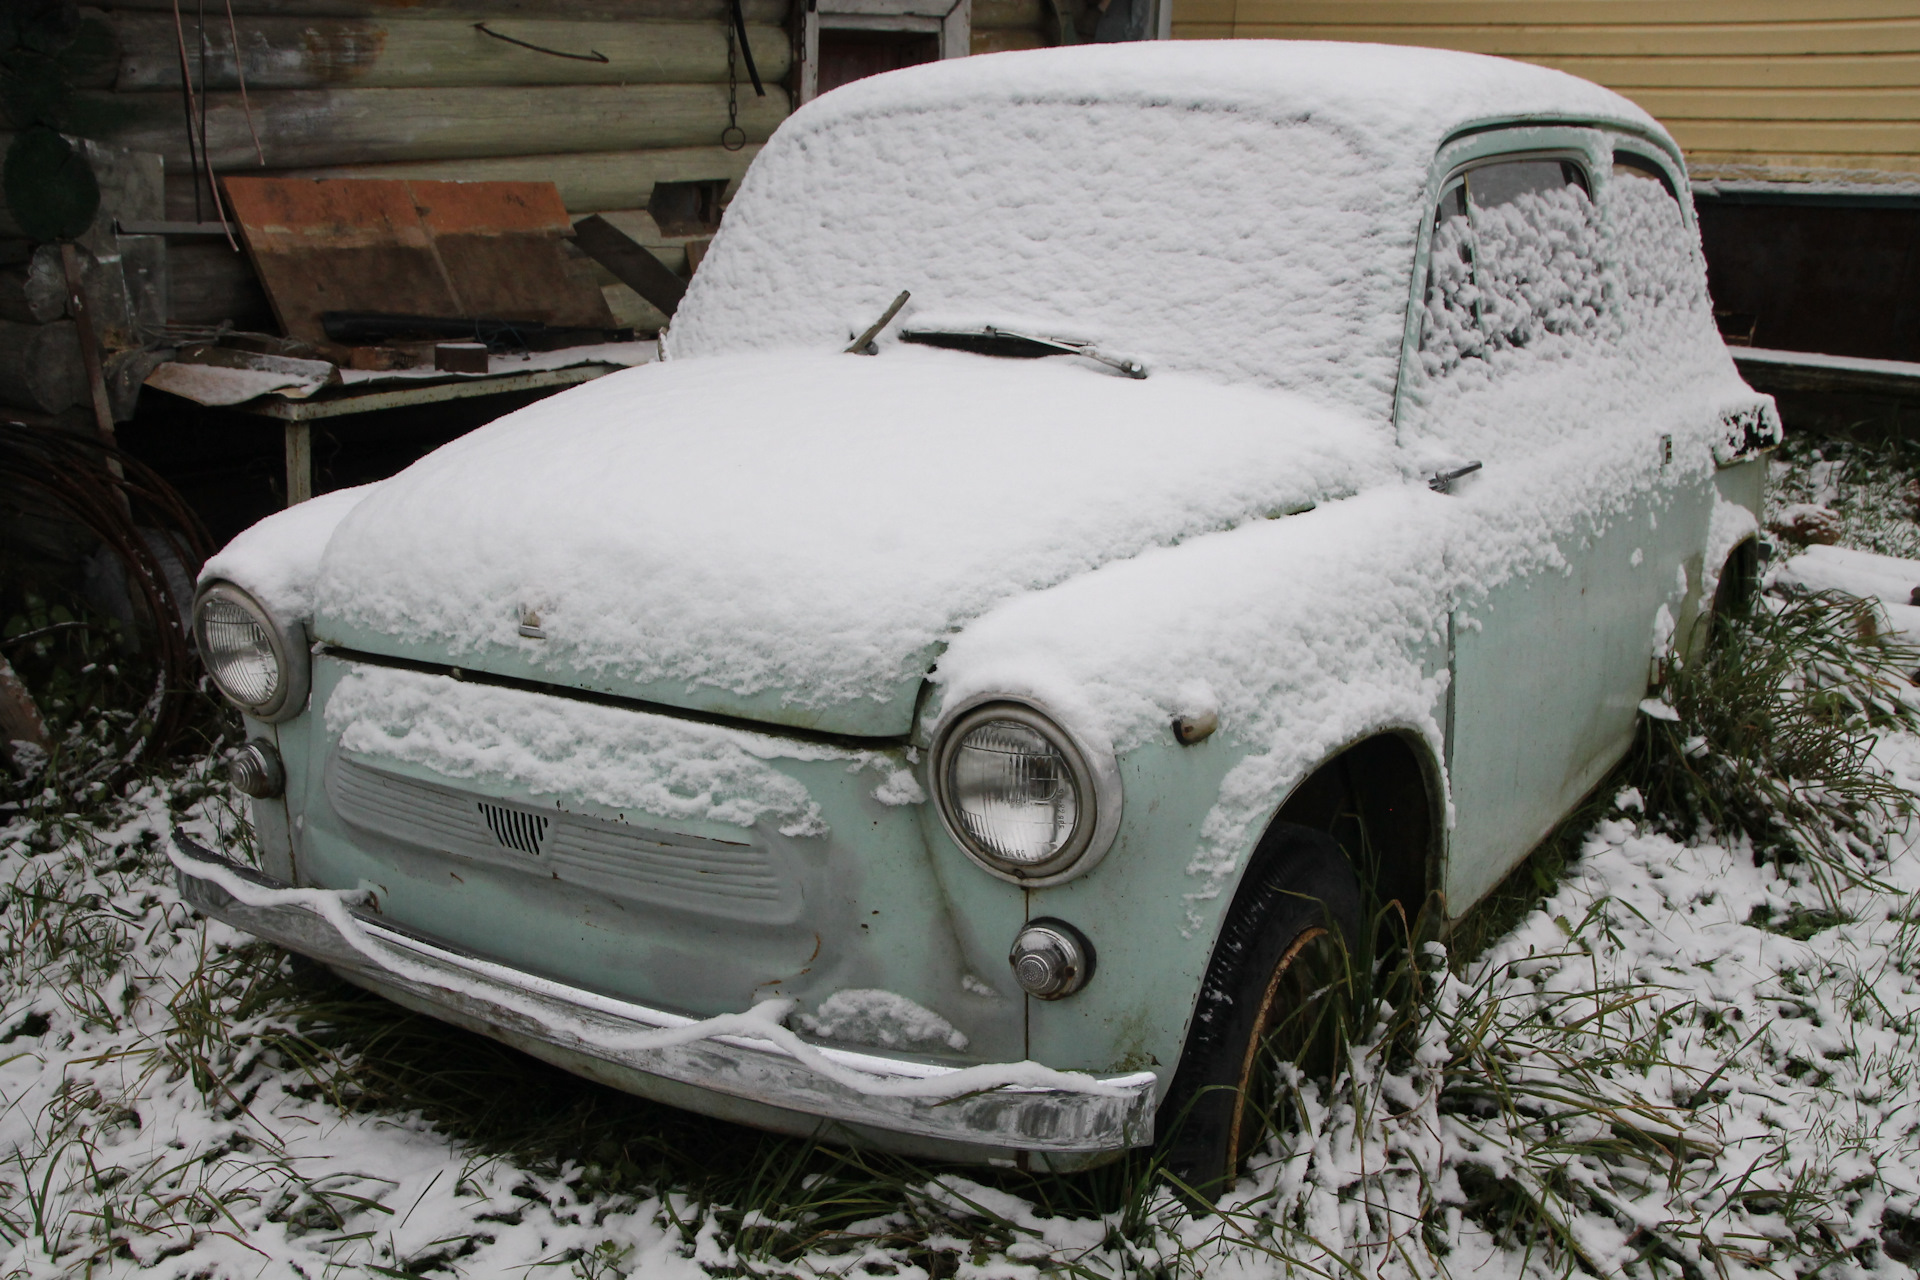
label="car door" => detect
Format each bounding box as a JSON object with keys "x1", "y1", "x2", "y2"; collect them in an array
[{"x1": 1400, "y1": 141, "x2": 1700, "y2": 910}]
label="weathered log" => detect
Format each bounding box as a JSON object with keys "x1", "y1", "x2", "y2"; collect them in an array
[
  {"x1": 165, "y1": 241, "x2": 275, "y2": 329},
  {"x1": 0, "y1": 321, "x2": 88, "y2": 414},
  {"x1": 0, "y1": 248, "x2": 66, "y2": 324},
  {"x1": 104, "y1": 0, "x2": 791, "y2": 23},
  {"x1": 112, "y1": 15, "x2": 792, "y2": 90},
  {"x1": 972, "y1": 28, "x2": 1047, "y2": 53},
  {"x1": 972, "y1": 0, "x2": 1046, "y2": 28},
  {"x1": 93, "y1": 84, "x2": 790, "y2": 170}
]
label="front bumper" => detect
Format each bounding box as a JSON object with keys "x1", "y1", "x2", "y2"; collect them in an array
[{"x1": 172, "y1": 832, "x2": 1157, "y2": 1162}]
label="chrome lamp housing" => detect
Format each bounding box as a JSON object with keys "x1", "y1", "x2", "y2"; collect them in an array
[
  {"x1": 191, "y1": 581, "x2": 310, "y2": 723},
  {"x1": 929, "y1": 698, "x2": 1123, "y2": 886}
]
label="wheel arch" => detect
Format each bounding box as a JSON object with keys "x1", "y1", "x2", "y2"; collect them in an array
[{"x1": 1259, "y1": 725, "x2": 1447, "y2": 935}]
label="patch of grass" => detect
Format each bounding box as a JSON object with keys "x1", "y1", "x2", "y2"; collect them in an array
[
  {"x1": 1767, "y1": 433, "x2": 1920, "y2": 560},
  {"x1": 1640, "y1": 588, "x2": 1919, "y2": 899}
]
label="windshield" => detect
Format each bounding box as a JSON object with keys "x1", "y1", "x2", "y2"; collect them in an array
[{"x1": 668, "y1": 99, "x2": 1426, "y2": 423}]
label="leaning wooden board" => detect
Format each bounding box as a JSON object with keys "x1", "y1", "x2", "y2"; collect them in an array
[{"x1": 222, "y1": 176, "x2": 616, "y2": 344}]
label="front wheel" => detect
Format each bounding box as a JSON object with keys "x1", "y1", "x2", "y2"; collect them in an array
[{"x1": 1159, "y1": 823, "x2": 1361, "y2": 1202}]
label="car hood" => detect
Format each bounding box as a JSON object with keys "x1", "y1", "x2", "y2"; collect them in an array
[{"x1": 311, "y1": 348, "x2": 1394, "y2": 737}]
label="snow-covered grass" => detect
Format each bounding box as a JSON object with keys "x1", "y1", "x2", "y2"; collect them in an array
[
  {"x1": 1768, "y1": 434, "x2": 1920, "y2": 563},
  {"x1": 5, "y1": 554, "x2": 1920, "y2": 1276}
]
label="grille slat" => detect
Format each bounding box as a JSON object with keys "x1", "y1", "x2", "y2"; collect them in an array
[
  {"x1": 480, "y1": 802, "x2": 549, "y2": 855},
  {"x1": 327, "y1": 754, "x2": 799, "y2": 923}
]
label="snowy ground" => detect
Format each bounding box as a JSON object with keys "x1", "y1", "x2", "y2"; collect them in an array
[
  {"x1": 1, "y1": 734, "x2": 1915, "y2": 1278},
  {"x1": 0, "y1": 448, "x2": 1917, "y2": 1276}
]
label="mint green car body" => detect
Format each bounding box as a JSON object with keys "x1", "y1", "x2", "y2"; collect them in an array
[{"x1": 186, "y1": 43, "x2": 1777, "y2": 1170}]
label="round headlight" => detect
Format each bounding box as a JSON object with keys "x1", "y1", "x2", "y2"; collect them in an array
[
  {"x1": 930, "y1": 701, "x2": 1121, "y2": 885},
  {"x1": 192, "y1": 582, "x2": 308, "y2": 721}
]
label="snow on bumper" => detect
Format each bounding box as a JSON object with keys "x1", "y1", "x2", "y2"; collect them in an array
[{"x1": 171, "y1": 831, "x2": 1157, "y2": 1156}]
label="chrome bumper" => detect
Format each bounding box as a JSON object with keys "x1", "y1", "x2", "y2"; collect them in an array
[{"x1": 172, "y1": 832, "x2": 1156, "y2": 1158}]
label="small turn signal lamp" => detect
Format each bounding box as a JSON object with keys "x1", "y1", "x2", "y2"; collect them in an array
[
  {"x1": 228, "y1": 738, "x2": 286, "y2": 799},
  {"x1": 1009, "y1": 919, "x2": 1094, "y2": 999}
]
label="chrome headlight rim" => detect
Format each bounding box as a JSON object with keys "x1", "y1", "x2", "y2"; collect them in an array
[
  {"x1": 191, "y1": 580, "x2": 309, "y2": 722},
  {"x1": 929, "y1": 696, "x2": 1123, "y2": 887}
]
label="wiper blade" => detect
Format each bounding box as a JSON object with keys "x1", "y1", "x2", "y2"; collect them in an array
[{"x1": 900, "y1": 327, "x2": 1147, "y2": 379}]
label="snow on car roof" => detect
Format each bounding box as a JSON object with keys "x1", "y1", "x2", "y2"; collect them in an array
[
  {"x1": 668, "y1": 43, "x2": 1674, "y2": 420},
  {"x1": 670, "y1": 42, "x2": 1668, "y2": 422},
  {"x1": 792, "y1": 40, "x2": 1661, "y2": 147}
]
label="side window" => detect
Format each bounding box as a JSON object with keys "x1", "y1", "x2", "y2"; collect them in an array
[
  {"x1": 1420, "y1": 157, "x2": 1603, "y2": 378},
  {"x1": 1608, "y1": 150, "x2": 1708, "y2": 332}
]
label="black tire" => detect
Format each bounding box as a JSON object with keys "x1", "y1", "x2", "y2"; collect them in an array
[
  {"x1": 1703, "y1": 539, "x2": 1759, "y2": 652},
  {"x1": 1159, "y1": 822, "x2": 1362, "y2": 1202}
]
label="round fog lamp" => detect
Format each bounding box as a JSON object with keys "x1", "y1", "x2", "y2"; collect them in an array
[
  {"x1": 1009, "y1": 919, "x2": 1094, "y2": 999},
  {"x1": 228, "y1": 738, "x2": 286, "y2": 799}
]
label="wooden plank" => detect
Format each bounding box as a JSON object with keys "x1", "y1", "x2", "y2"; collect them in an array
[
  {"x1": 1219, "y1": 20, "x2": 1920, "y2": 56},
  {"x1": 93, "y1": 85, "x2": 790, "y2": 170},
  {"x1": 1626, "y1": 85, "x2": 1920, "y2": 121},
  {"x1": 971, "y1": 0, "x2": 1045, "y2": 28},
  {"x1": 221, "y1": 177, "x2": 459, "y2": 343},
  {"x1": 285, "y1": 423, "x2": 312, "y2": 505},
  {"x1": 177, "y1": 146, "x2": 760, "y2": 219},
  {"x1": 245, "y1": 364, "x2": 614, "y2": 420},
  {"x1": 106, "y1": 0, "x2": 792, "y2": 22},
  {"x1": 1171, "y1": 19, "x2": 1237, "y2": 36},
  {"x1": 166, "y1": 239, "x2": 274, "y2": 328},
  {"x1": 112, "y1": 14, "x2": 792, "y2": 90},
  {"x1": 1526, "y1": 53, "x2": 1920, "y2": 90},
  {"x1": 572, "y1": 214, "x2": 687, "y2": 317},
  {"x1": 1664, "y1": 118, "x2": 1920, "y2": 153},
  {"x1": 1223, "y1": 1, "x2": 1920, "y2": 20},
  {"x1": 1690, "y1": 152, "x2": 1920, "y2": 177},
  {"x1": 408, "y1": 181, "x2": 617, "y2": 328},
  {"x1": 972, "y1": 28, "x2": 1046, "y2": 52}
]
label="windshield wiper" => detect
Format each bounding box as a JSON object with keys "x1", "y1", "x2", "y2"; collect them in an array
[{"x1": 900, "y1": 326, "x2": 1148, "y2": 379}]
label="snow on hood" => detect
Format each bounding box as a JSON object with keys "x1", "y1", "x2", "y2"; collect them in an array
[
  {"x1": 199, "y1": 483, "x2": 379, "y2": 621},
  {"x1": 309, "y1": 347, "x2": 1395, "y2": 736}
]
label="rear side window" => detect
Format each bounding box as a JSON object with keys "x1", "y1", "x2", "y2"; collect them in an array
[
  {"x1": 1421, "y1": 156, "x2": 1603, "y2": 377},
  {"x1": 1613, "y1": 151, "x2": 1678, "y2": 202},
  {"x1": 1608, "y1": 151, "x2": 1708, "y2": 332}
]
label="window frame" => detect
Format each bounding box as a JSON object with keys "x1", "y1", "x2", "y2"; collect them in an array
[
  {"x1": 798, "y1": 0, "x2": 972, "y2": 104},
  {"x1": 1426, "y1": 149, "x2": 1594, "y2": 347},
  {"x1": 1391, "y1": 124, "x2": 1690, "y2": 440}
]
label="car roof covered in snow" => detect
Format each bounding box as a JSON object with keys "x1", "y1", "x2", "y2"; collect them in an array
[
  {"x1": 789, "y1": 40, "x2": 1662, "y2": 153},
  {"x1": 668, "y1": 41, "x2": 1670, "y2": 421}
]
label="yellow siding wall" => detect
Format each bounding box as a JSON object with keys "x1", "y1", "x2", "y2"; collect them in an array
[{"x1": 1172, "y1": 1, "x2": 1920, "y2": 182}]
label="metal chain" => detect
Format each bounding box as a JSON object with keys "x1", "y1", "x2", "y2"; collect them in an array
[{"x1": 722, "y1": 26, "x2": 746, "y2": 151}]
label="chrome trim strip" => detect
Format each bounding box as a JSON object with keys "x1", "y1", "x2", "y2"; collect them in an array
[{"x1": 171, "y1": 831, "x2": 1156, "y2": 1155}]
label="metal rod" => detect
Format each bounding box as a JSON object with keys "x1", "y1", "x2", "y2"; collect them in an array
[{"x1": 846, "y1": 290, "x2": 910, "y2": 355}]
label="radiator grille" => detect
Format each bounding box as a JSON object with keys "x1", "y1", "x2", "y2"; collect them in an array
[
  {"x1": 479, "y1": 803, "x2": 548, "y2": 856},
  {"x1": 326, "y1": 754, "x2": 798, "y2": 923}
]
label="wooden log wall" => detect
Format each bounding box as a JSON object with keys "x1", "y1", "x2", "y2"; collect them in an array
[
  {"x1": 973, "y1": 0, "x2": 1051, "y2": 54},
  {"x1": 1172, "y1": 1, "x2": 1920, "y2": 183},
  {"x1": 70, "y1": 0, "x2": 1054, "y2": 332},
  {"x1": 77, "y1": 1, "x2": 796, "y2": 329}
]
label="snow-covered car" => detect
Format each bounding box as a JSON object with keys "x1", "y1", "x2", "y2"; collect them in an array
[{"x1": 175, "y1": 41, "x2": 1779, "y2": 1194}]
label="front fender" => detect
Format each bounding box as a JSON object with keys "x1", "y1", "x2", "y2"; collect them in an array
[{"x1": 921, "y1": 488, "x2": 1455, "y2": 1085}]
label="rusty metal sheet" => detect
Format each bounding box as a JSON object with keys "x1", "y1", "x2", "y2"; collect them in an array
[
  {"x1": 222, "y1": 177, "x2": 457, "y2": 344},
  {"x1": 409, "y1": 180, "x2": 615, "y2": 329},
  {"x1": 222, "y1": 177, "x2": 615, "y2": 344}
]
